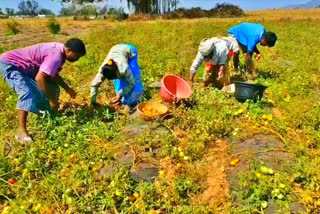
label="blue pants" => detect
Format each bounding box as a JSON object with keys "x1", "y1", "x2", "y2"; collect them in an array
[
  {"x1": 0, "y1": 60, "x2": 53, "y2": 114},
  {"x1": 113, "y1": 44, "x2": 144, "y2": 105}
]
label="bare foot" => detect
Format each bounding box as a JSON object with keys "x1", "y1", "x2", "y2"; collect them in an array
[{"x1": 18, "y1": 129, "x2": 30, "y2": 138}]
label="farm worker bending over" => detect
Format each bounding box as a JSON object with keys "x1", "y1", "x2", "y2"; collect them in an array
[
  {"x1": 90, "y1": 44, "x2": 144, "y2": 109},
  {"x1": 190, "y1": 37, "x2": 233, "y2": 89},
  {"x1": 228, "y1": 23, "x2": 277, "y2": 77},
  {"x1": 0, "y1": 38, "x2": 86, "y2": 143}
]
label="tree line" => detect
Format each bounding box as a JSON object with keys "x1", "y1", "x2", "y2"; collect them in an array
[
  {"x1": 59, "y1": 0, "x2": 179, "y2": 14},
  {"x1": 1, "y1": 0, "x2": 55, "y2": 16},
  {"x1": 0, "y1": 0, "x2": 244, "y2": 18}
]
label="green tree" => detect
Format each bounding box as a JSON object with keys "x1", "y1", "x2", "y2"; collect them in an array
[
  {"x1": 39, "y1": 8, "x2": 55, "y2": 16},
  {"x1": 77, "y1": 5, "x2": 98, "y2": 16},
  {"x1": 5, "y1": 8, "x2": 15, "y2": 16},
  {"x1": 126, "y1": 0, "x2": 179, "y2": 14},
  {"x1": 59, "y1": 0, "x2": 102, "y2": 3},
  {"x1": 59, "y1": 5, "x2": 77, "y2": 16},
  {"x1": 18, "y1": 0, "x2": 39, "y2": 16}
]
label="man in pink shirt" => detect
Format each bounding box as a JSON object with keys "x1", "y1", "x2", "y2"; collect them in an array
[{"x1": 0, "y1": 38, "x2": 86, "y2": 143}]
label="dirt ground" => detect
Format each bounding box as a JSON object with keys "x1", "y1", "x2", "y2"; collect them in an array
[
  {"x1": 93, "y1": 115, "x2": 307, "y2": 213},
  {"x1": 191, "y1": 139, "x2": 230, "y2": 213},
  {"x1": 228, "y1": 134, "x2": 306, "y2": 213}
]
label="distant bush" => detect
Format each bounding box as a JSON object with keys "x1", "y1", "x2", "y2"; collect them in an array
[
  {"x1": 5, "y1": 20, "x2": 20, "y2": 36},
  {"x1": 73, "y1": 16, "x2": 90, "y2": 21},
  {"x1": 162, "y1": 3, "x2": 244, "y2": 19},
  {"x1": 0, "y1": 15, "x2": 9, "y2": 19},
  {"x1": 128, "y1": 14, "x2": 157, "y2": 21},
  {"x1": 47, "y1": 18, "x2": 61, "y2": 35},
  {"x1": 176, "y1": 7, "x2": 207, "y2": 18},
  {"x1": 107, "y1": 8, "x2": 128, "y2": 21},
  {"x1": 210, "y1": 3, "x2": 245, "y2": 17}
]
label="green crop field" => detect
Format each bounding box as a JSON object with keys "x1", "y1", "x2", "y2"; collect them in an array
[{"x1": 1, "y1": 9, "x2": 320, "y2": 213}]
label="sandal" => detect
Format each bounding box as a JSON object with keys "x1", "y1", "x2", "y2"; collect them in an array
[{"x1": 15, "y1": 136, "x2": 34, "y2": 144}]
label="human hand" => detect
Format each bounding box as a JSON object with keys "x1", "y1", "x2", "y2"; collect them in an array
[
  {"x1": 66, "y1": 88, "x2": 77, "y2": 99},
  {"x1": 111, "y1": 95, "x2": 121, "y2": 104},
  {"x1": 50, "y1": 100, "x2": 59, "y2": 112}
]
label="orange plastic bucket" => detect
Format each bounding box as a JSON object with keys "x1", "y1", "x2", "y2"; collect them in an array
[{"x1": 160, "y1": 75, "x2": 192, "y2": 102}]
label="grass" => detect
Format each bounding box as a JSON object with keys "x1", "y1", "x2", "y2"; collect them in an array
[
  {"x1": 5, "y1": 20, "x2": 20, "y2": 36},
  {"x1": 1, "y1": 9, "x2": 320, "y2": 213}
]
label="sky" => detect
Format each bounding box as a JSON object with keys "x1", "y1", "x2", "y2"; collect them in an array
[{"x1": 0, "y1": 0, "x2": 311, "y2": 14}]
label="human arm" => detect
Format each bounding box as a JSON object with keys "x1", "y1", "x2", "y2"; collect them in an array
[
  {"x1": 35, "y1": 71, "x2": 59, "y2": 111},
  {"x1": 90, "y1": 71, "x2": 106, "y2": 104},
  {"x1": 190, "y1": 52, "x2": 204, "y2": 82}
]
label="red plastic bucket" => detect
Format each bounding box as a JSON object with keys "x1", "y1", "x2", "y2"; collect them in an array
[{"x1": 161, "y1": 75, "x2": 192, "y2": 102}]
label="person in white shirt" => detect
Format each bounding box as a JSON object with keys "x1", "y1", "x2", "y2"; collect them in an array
[{"x1": 190, "y1": 37, "x2": 234, "y2": 89}]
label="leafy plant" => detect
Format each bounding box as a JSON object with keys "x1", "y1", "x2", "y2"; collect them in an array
[
  {"x1": 47, "y1": 18, "x2": 61, "y2": 35},
  {"x1": 5, "y1": 20, "x2": 20, "y2": 35},
  {"x1": 174, "y1": 177, "x2": 200, "y2": 201}
]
